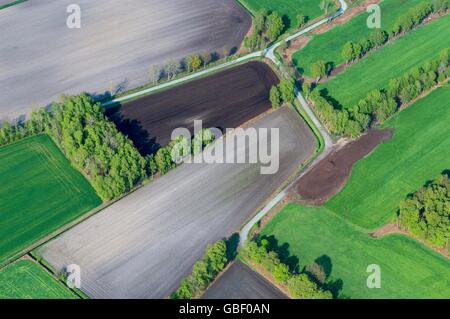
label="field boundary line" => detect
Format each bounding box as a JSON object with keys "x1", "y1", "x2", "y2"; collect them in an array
[{"x1": 0, "y1": 0, "x2": 27, "y2": 10}]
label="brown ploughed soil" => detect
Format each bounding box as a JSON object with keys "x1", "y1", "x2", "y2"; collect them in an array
[
  {"x1": 296, "y1": 128, "x2": 393, "y2": 205},
  {"x1": 106, "y1": 61, "x2": 279, "y2": 155}
]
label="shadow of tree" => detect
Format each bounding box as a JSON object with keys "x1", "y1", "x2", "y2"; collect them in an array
[
  {"x1": 259, "y1": 235, "x2": 300, "y2": 273},
  {"x1": 305, "y1": 254, "x2": 347, "y2": 299},
  {"x1": 225, "y1": 233, "x2": 240, "y2": 261},
  {"x1": 319, "y1": 88, "x2": 344, "y2": 110},
  {"x1": 282, "y1": 14, "x2": 291, "y2": 32},
  {"x1": 258, "y1": 234, "x2": 347, "y2": 299},
  {"x1": 106, "y1": 106, "x2": 160, "y2": 156}
]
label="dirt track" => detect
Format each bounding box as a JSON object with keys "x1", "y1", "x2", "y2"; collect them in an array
[
  {"x1": 0, "y1": 0, "x2": 250, "y2": 121},
  {"x1": 296, "y1": 128, "x2": 393, "y2": 204},
  {"x1": 107, "y1": 61, "x2": 278, "y2": 153},
  {"x1": 202, "y1": 261, "x2": 287, "y2": 299},
  {"x1": 39, "y1": 107, "x2": 316, "y2": 299}
]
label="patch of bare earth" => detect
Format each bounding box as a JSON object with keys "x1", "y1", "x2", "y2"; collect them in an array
[
  {"x1": 295, "y1": 128, "x2": 394, "y2": 205},
  {"x1": 371, "y1": 223, "x2": 450, "y2": 258}
]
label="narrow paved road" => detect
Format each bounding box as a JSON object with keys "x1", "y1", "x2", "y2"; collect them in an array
[
  {"x1": 102, "y1": 0, "x2": 349, "y2": 246},
  {"x1": 241, "y1": 0, "x2": 348, "y2": 245}
]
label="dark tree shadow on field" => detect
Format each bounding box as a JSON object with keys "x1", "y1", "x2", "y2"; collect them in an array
[
  {"x1": 304, "y1": 254, "x2": 346, "y2": 299},
  {"x1": 256, "y1": 235, "x2": 347, "y2": 298},
  {"x1": 211, "y1": 52, "x2": 221, "y2": 63},
  {"x1": 315, "y1": 255, "x2": 332, "y2": 278},
  {"x1": 259, "y1": 235, "x2": 300, "y2": 273},
  {"x1": 115, "y1": 78, "x2": 129, "y2": 95},
  {"x1": 106, "y1": 107, "x2": 160, "y2": 156},
  {"x1": 225, "y1": 233, "x2": 240, "y2": 261},
  {"x1": 90, "y1": 91, "x2": 113, "y2": 104},
  {"x1": 319, "y1": 88, "x2": 344, "y2": 110},
  {"x1": 282, "y1": 14, "x2": 291, "y2": 32},
  {"x1": 442, "y1": 169, "x2": 450, "y2": 178},
  {"x1": 326, "y1": 62, "x2": 335, "y2": 76}
]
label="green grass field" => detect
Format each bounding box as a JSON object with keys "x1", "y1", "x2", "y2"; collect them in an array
[
  {"x1": 0, "y1": 259, "x2": 77, "y2": 299},
  {"x1": 293, "y1": 0, "x2": 433, "y2": 76},
  {"x1": 0, "y1": 134, "x2": 101, "y2": 264},
  {"x1": 326, "y1": 85, "x2": 450, "y2": 230},
  {"x1": 261, "y1": 204, "x2": 450, "y2": 298},
  {"x1": 318, "y1": 14, "x2": 450, "y2": 107},
  {"x1": 238, "y1": 0, "x2": 328, "y2": 32}
]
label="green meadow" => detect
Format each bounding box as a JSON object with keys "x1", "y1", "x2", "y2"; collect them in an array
[
  {"x1": 326, "y1": 85, "x2": 450, "y2": 230},
  {"x1": 260, "y1": 84, "x2": 450, "y2": 298},
  {"x1": 318, "y1": 14, "x2": 450, "y2": 107},
  {"x1": 0, "y1": 260, "x2": 77, "y2": 299},
  {"x1": 293, "y1": 0, "x2": 434, "y2": 76},
  {"x1": 261, "y1": 204, "x2": 450, "y2": 298},
  {"x1": 0, "y1": 134, "x2": 101, "y2": 264}
]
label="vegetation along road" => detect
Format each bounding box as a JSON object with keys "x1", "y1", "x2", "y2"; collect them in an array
[{"x1": 0, "y1": 0, "x2": 250, "y2": 121}]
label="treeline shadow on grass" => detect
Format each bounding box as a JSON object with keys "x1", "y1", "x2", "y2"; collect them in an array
[{"x1": 260, "y1": 234, "x2": 348, "y2": 299}]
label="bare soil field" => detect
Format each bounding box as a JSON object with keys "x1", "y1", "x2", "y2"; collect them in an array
[
  {"x1": 0, "y1": 0, "x2": 250, "y2": 122},
  {"x1": 107, "y1": 61, "x2": 279, "y2": 154},
  {"x1": 202, "y1": 261, "x2": 287, "y2": 299},
  {"x1": 39, "y1": 107, "x2": 316, "y2": 299},
  {"x1": 296, "y1": 128, "x2": 393, "y2": 204}
]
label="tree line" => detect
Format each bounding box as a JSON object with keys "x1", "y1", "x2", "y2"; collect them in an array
[
  {"x1": 1, "y1": 94, "x2": 148, "y2": 200},
  {"x1": 270, "y1": 78, "x2": 296, "y2": 108},
  {"x1": 0, "y1": 94, "x2": 216, "y2": 200},
  {"x1": 244, "y1": 9, "x2": 285, "y2": 51},
  {"x1": 150, "y1": 51, "x2": 224, "y2": 85},
  {"x1": 146, "y1": 128, "x2": 215, "y2": 176},
  {"x1": 397, "y1": 173, "x2": 449, "y2": 252},
  {"x1": 343, "y1": 2, "x2": 448, "y2": 65},
  {"x1": 306, "y1": 47, "x2": 450, "y2": 137},
  {"x1": 242, "y1": 239, "x2": 333, "y2": 299},
  {"x1": 310, "y1": 1, "x2": 449, "y2": 81},
  {"x1": 171, "y1": 235, "x2": 239, "y2": 299}
]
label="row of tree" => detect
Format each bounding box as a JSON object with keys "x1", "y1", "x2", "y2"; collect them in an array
[
  {"x1": 242, "y1": 239, "x2": 333, "y2": 299},
  {"x1": 146, "y1": 128, "x2": 215, "y2": 176},
  {"x1": 342, "y1": 2, "x2": 448, "y2": 65},
  {"x1": 150, "y1": 51, "x2": 220, "y2": 84},
  {"x1": 0, "y1": 94, "x2": 217, "y2": 201},
  {"x1": 33, "y1": 95, "x2": 148, "y2": 200},
  {"x1": 171, "y1": 240, "x2": 229, "y2": 299},
  {"x1": 244, "y1": 9, "x2": 285, "y2": 51},
  {"x1": 398, "y1": 174, "x2": 449, "y2": 251},
  {"x1": 269, "y1": 78, "x2": 296, "y2": 108},
  {"x1": 307, "y1": 47, "x2": 450, "y2": 137},
  {"x1": 310, "y1": 1, "x2": 449, "y2": 81}
]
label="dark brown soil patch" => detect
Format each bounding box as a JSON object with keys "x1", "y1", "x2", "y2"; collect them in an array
[
  {"x1": 296, "y1": 128, "x2": 394, "y2": 205},
  {"x1": 106, "y1": 61, "x2": 279, "y2": 155},
  {"x1": 202, "y1": 260, "x2": 288, "y2": 299}
]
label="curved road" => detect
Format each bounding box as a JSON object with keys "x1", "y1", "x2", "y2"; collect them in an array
[
  {"x1": 240, "y1": 0, "x2": 348, "y2": 244},
  {"x1": 102, "y1": 0, "x2": 349, "y2": 246}
]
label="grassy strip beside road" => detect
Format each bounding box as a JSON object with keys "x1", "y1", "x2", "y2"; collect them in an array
[
  {"x1": 326, "y1": 85, "x2": 450, "y2": 229},
  {"x1": 0, "y1": 135, "x2": 101, "y2": 265},
  {"x1": 294, "y1": 0, "x2": 433, "y2": 76},
  {"x1": 319, "y1": 14, "x2": 450, "y2": 107},
  {"x1": 0, "y1": 259, "x2": 77, "y2": 299},
  {"x1": 261, "y1": 203, "x2": 450, "y2": 298}
]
